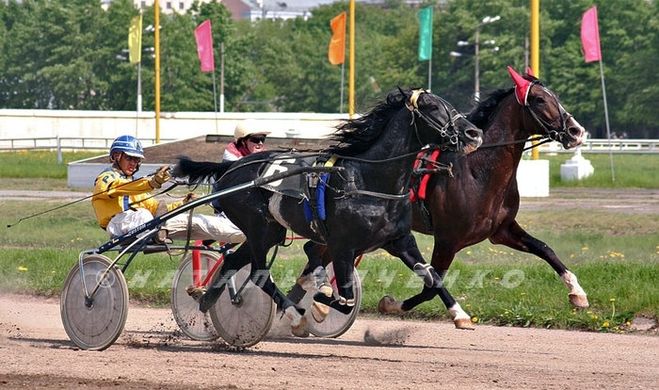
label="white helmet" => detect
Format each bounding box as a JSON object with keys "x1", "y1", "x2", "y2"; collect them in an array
[{"x1": 234, "y1": 120, "x2": 271, "y2": 141}]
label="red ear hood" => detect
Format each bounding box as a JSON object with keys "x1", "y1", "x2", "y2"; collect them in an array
[{"x1": 507, "y1": 66, "x2": 531, "y2": 106}]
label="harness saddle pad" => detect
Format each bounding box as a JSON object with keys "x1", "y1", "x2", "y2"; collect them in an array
[{"x1": 259, "y1": 155, "x2": 318, "y2": 199}]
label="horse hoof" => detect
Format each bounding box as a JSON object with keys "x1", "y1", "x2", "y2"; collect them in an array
[
  {"x1": 186, "y1": 285, "x2": 206, "y2": 301},
  {"x1": 453, "y1": 318, "x2": 476, "y2": 330},
  {"x1": 569, "y1": 293, "x2": 590, "y2": 309},
  {"x1": 291, "y1": 316, "x2": 309, "y2": 337},
  {"x1": 310, "y1": 301, "x2": 330, "y2": 323},
  {"x1": 318, "y1": 283, "x2": 333, "y2": 298},
  {"x1": 378, "y1": 296, "x2": 402, "y2": 314}
]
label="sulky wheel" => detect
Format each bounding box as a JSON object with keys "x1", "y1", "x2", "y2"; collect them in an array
[
  {"x1": 171, "y1": 251, "x2": 221, "y2": 341},
  {"x1": 60, "y1": 254, "x2": 128, "y2": 351},
  {"x1": 209, "y1": 263, "x2": 276, "y2": 348},
  {"x1": 306, "y1": 263, "x2": 362, "y2": 338}
]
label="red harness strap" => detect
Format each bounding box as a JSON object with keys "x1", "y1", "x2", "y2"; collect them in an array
[{"x1": 410, "y1": 149, "x2": 441, "y2": 202}]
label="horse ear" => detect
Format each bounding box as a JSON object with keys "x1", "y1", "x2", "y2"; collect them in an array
[
  {"x1": 507, "y1": 66, "x2": 531, "y2": 106},
  {"x1": 525, "y1": 66, "x2": 535, "y2": 78}
]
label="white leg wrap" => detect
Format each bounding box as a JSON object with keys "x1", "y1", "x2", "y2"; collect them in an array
[
  {"x1": 449, "y1": 303, "x2": 475, "y2": 329},
  {"x1": 448, "y1": 303, "x2": 470, "y2": 321},
  {"x1": 561, "y1": 271, "x2": 589, "y2": 308},
  {"x1": 561, "y1": 271, "x2": 587, "y2": 297}
]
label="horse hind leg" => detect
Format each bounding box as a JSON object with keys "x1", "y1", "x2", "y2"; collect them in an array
[
  {"x1": 311, "y1": 249, "x2": 357, "y2": 320},
  {"x1": 380, "y1": 235, "x2": 474, "y2": 329},
  {"x1": 491, "y1": 220, "x2": 589, "y2": 308},
  {"x1": 255, "y1": 271, "x2": 309, "y2": 337}
]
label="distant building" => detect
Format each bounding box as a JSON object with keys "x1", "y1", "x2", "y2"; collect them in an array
[
  {"x1": 111, "y1": 0, "x2": 328, "y2": 18},
  {"x1": 105, "y1": 0, "x2": 433, "y2": 20}
]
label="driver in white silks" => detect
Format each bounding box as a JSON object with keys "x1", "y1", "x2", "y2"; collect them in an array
[{"x1": 91, "y1": 135, "x2": 245, "y2": 244}]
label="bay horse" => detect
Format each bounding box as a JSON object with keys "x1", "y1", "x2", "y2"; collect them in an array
[
  {"x1": 174, "y1": 88, "x2": 483, "y2": 335},
  {"x1": 377, "y1": 67, "x2": 589, "y2": 327}
]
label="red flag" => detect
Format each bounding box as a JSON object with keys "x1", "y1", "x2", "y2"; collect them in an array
[
  {"x1": 328, "y1": 12, "x2": 346, "y2": 65},
  {"x1": 194, "y1": 20, "x2": 215, "y2": 72},
  {"x1": 580, "y1": 6, "x2": 602, "y2": 63}
]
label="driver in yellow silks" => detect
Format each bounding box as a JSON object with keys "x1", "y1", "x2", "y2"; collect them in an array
[{"x1": 92, "y1": 135, "x2": 245, "y2": 244}]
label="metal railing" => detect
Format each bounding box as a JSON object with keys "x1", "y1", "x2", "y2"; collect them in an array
[
  {"x1": 0, "y1": 136, "x2": 175, "y2": 152},
  {"x1": 1, "y1": 136, "x2": 657, "y2": 154},
  {"x1": 535, "y1": 138, "x2": 657, "y2": 154}
]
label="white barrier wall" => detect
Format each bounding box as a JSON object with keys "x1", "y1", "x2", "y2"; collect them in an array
[
  {"x1": 4, "y1": 109, "x2": 557, "y2": 197},
  {"x1": 0, "y1": 109, "x2": 348, "y2": 140}
]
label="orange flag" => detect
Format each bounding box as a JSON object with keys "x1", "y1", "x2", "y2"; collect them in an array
[{"x1": 328, "y1": 12, "x2": 347, "y2": 65}]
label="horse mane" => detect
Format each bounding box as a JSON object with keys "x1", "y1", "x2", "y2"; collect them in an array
[
  {"x1": 466, "y1": 88, "x2": 514, "y2": 129},
  {"x1": 327, "y1": 89, "x2": 408, "y2": 155}
]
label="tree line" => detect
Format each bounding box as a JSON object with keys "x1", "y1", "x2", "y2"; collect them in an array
[{"x1": 1, "y1": 0, "x2": 657, "y2": 138}]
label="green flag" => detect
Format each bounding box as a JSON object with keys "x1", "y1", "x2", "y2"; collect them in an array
[{"x1": 418, "y1": 7, "x2": 433, "y2": 61}]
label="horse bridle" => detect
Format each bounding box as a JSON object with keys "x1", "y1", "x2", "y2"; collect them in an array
[
  {"x1": 406, "y1": 90, "x2": 464, "y2": 151},
  {"x1": 524, "y1": 82, "x2": 573, "y2": 145}
]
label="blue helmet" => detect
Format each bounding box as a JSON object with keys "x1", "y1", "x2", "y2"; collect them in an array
[{"x1": 110, "y1": 135, "x2": 144, "y2": 159}]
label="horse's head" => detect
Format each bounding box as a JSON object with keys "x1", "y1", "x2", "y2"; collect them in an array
[
  {"x1": 404, "y1": 89, "x2": 483, "y2": 154},
  {"x1": 508, "y1": 66, "x2": 585, "y2": 149}
]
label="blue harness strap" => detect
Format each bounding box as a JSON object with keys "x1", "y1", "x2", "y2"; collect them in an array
[{"x1": 303, "y1": 172, "x2": 329, "y2": 221}]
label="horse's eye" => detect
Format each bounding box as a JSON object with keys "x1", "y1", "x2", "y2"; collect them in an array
[{"x1": 535, "y1": 96, "x2": 546, "y2": 105}]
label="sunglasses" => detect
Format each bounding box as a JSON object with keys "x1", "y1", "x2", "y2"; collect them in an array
[{"x1": 248, "y1": 136, "x2": 267, "y2": 144}]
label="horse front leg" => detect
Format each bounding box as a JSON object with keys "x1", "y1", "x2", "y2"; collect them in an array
[
  {"x1": 379, "y1": 234, "x2": 474, "y2": 329},
  {"x1": 250, "y1": 228, "x2": 309, "y2": 337},
  {"x1": 490, "y1": 220, "x2": 589, "y2": 308}
]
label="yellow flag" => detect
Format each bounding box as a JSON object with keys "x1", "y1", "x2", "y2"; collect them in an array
[{"x1": 128, "y1": 15, "x2": 142, "y2": 64}]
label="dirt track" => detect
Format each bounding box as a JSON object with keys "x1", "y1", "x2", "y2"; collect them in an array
[{"x1": 1, "y1": 294, "x2": 657, "y2": 389}]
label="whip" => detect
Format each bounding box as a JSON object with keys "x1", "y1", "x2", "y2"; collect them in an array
[{"x1": 6, "y1": 170, "x2": 177, "y2": 228}]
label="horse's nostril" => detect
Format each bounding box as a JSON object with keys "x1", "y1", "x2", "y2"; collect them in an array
[
  {"x1": 568, "y1": 126, "x2": 583, "y2": 138},
  {"x1": 466, "y1": 128, "x2": 483, "y2": 140}
]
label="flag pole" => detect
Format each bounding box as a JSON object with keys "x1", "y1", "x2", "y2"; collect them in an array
[
  {"x1": 598, "y1": 59, "x2": 615, "y2": 182},
  {"x1": 220, "y1": 42, "x2": 225, "y2": 114},
  {"x1": 339, "y1": 61, "x2": 345, "y2": 113},
  {"x1": 136, "y1": 60, "x2": 141, "y2": 132},
  {"x1": 427, "y1": 55, "x2": 432, "y2": 91},
  {"x1": 348, "y1": 0, "x2": 355, "y2": 118},
  {"x1": 154, "y1": 1, "x2": 161, "y2": 144},
  {"x1": 212, "y1": 69, "x2": 219, "y2": 134}
]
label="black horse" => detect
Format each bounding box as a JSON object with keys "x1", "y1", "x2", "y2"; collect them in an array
[
  {"x1": 376, "y1": 67, "x2": 588, "y2": 328},
  {"x1": 174, "y1": 88, "x2": 483, "y2": 335}
]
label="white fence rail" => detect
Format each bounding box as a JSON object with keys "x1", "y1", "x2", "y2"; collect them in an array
[
  {"x1": 0, "y1": 136, "x2": 174, "y2": 151},
  {"x1": 1, "y1": 136, "x2": 658, "y2": 154}
]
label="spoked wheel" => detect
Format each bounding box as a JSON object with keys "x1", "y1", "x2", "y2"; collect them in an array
[
  {"x1": 209, "y1": 263, "x2": 276, "y2": 348},
  {"x1": 171, "y1": 251, "x2": 221, "y2": 341},
  {"x1": 305, "y1": 263, "x2": 362, "y2": 338},
  {"x1": 60, "y1": 254, "x2": 128, "y2": 351}
]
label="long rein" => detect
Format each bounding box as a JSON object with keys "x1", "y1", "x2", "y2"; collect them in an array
[{"x1": 478, "y1": 135, "x2": 553, "y2": 151}]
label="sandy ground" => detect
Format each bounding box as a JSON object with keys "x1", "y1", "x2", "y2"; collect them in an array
[{"x1": 0, "y1": 294, "x2": 657, "y2": 389}]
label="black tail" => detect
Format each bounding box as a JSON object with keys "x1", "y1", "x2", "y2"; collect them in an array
[{"x1": 173, "y1": 157, "x2": 233, "y2": 183}]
